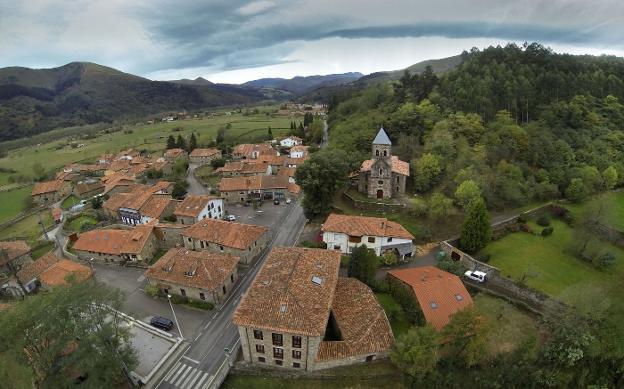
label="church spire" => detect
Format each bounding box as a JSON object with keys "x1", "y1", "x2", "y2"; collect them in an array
[{"x1": 372, "y1": 127, "x2": 392, "y2": 145}]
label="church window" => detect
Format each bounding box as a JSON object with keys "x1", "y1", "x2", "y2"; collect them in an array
[
  {"x1": 383, "y1": 150, "x2": 387, "y2": 156},
  {"x1": 379, "y1": 169, "x2": 383, "y2": 175},
  {"x1": 375, "y1": 149, "x2": 379, "y2": 156},
  {"x1": 378, "y1": 180, "x2": 384, "y2": 185}
]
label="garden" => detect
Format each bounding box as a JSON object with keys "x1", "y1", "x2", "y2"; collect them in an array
[{"x1": 65, "y1": 214, "x2": 98, "y2": 233}]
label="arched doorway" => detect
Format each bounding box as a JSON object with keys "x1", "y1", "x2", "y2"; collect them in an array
[{"x1": 376, "y1": 189, "x2": 383, "y2": 199}]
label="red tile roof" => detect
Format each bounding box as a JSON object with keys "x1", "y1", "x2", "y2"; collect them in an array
[
  {"x1": 189, "y1": 148, "x2": 221, "y2": 158},
  {"x1": 164, "y1": 148, "x2": 186, "y2": 158},
  {"x1": 174, "y1": 195, "x2": 218, "y2": 218},
  {"x1": 360, "y1": 156, "x2": 410, "y2": 176},
  {"x1": 32, "y1": 180, "x2": 63, "y2": 196},
  {"x1": 40, "y1": 259, "x2": 93, "y2": 286},
  {"x1": 17, "y1": 252, "x2": 59, "y2": 284},
  {"x1": 387, "y1": 266, "x2": 473, "y2": 330},
  {"x1": 233, "y1": 247, "x2": 341, "y2": 336},
  {"x1": 73, "y1": 225, "x2": 154, "y2": 255},
  {"x1": 316, "y1": 278, "x2": 394, "y2": 361},
  {"x1": 140, "y1": 194, "x2": 173, "y2": 219},
  {"x1": 321, "y1": 213, "x2": 413, "y2": 240},
  {"x1": 182, "y1": 219, "x2": 268, "y2": 250},
  {"x1": 145, "y1": 247, "x2": 239, "y2": 291},
  {"x1": 218, "y1": 175, "x2": 289, "y2": 192},
  {"x1": 232, "y1": 143, "x2": 275, "y2": 158},
  {"x1": 0, "y1": 240, "x2": 31, "y2": 265}
]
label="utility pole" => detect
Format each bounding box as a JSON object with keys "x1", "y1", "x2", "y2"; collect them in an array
[
  {"x1": 37, "y1": 211, "x2": 49, "y2": 240},
  {"x1": 167, "y1": 294, "x2": 184, "y2": 340}
]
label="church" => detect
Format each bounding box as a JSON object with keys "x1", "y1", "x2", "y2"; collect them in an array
[{"x1": 357, "y1": 127, "x2": 409, "y2": 199}]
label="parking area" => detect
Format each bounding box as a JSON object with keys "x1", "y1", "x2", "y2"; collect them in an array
[
  {"x1": 92, "y1": 262, "x2": 211, "y2": 340},
  {"x1": 225, "y1": 201, "x2": 292, "y2": 230}
]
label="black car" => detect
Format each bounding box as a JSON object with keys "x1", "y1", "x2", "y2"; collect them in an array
[
  {"x1": 150, "y1": 316, "x2": 174, "y2": 331},
  {"x1": 273, "y1": 199, "x2": 280, "y2": 205}
]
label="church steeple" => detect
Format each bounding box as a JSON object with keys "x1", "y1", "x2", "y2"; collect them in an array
[{"x1": 372, "y1": 127, "x2": 391, "y2": 159}]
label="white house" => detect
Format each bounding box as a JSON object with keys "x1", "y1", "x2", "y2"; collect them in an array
[
  {"x1": 289, "y1": 145, "x2": 309, "y2": 159},
  {"x1": 321, "y1": 214, "x2": 414, "y2": 258},
  {"x1": 173, "y1": 195, "x2": 225, "y2": 225},
  {"x1": 280, "y1": 136, "x2": 303, "y2": 148}
]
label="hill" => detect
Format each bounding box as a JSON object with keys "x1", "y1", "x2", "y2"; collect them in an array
[
  {"x1": 168, "y1": 77, "x2": 214, "y2": 86},
  {"x1": 243, "y1": 72, "x2": 363, "y2": 95},
  {"x1": 0, "y1": 62, "x2": 266, "y2": 142}
]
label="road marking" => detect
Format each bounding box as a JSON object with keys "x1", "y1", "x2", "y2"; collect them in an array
[
  {"x1": 194, "y1": 333, "x2": 202, "y2": 342},
  {"x1": 136, "y1": 275, "x2": 145, "y2": 282},
  {"x1": 163, "y1": 361, "x2": 182, "y2": 382},
  {"x1": 182, "y1": 355, "x2": 200, "y2": 364},
  {"x1": 201, "y1": 375, "x2": 215, "y2": 389},
  {"x1": 168, "y1": 364, "x2": 189, "y2": 385},
  {"x1": 180, "y1": 368, "x2": 201, "y2": 389},
  {"x1": 172, "y1": 365, "x2": 193, "y2": 386},
  {"x1": 203, "y1": 318, "x2": 214, "y2": 330},
  {"x1": 194, "y1": 372, "x2": 210, "y2": 389}
]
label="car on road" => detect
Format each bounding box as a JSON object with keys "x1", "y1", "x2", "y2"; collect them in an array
[
  {"x1": 226, "y1": 215, "x2": 236, "y2": 221},
  {"x1": 150, "y1": 316, "x2": 174, "y2": 331},
  {"x1": 464, "y1": 270, "x2": 487, "y2": 283},
  {"x1": 273, "y1": 199, "x2": 280, "y2": 205},
  {"x1": 286, "y1": 198, "x2": 292, "y2": 204}
]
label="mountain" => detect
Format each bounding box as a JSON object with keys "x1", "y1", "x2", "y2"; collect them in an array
[
  {"x1": 243, "y1": 72, "x2": 363, "y2": 95},
  {"x1": 0, "y1": 62, "x2": 266, "y2": 142},
  {"x1": 169, "y1": 77, "x2": 214, "y2": 86}
]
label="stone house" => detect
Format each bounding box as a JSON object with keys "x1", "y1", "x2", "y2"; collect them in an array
[
  {"x1": 31, "y1": 180, "x2": 71, "y2": 204},
  {"x1": 103, "y1": 182, "x2": 174, "y2": 225},
  {"x1": 173, "y1": 195, "x2": 224, "y2": 225},
  {"x1": 0, "y1": 240, "x2": 32, "y2": 274},
  {"x1": 279, "y1": 136, "x2": 303, "y2": 148},
  {"x1": 74, "y1": 180, "x2": 104, "y2": 199},
  {"x1": 163, "y1": 148, "x2": 188, "y2": 163},
  {"x1": 321, "y1": 213, "x2": 414, "y2": 258},
  {"x1": 232, "y1": 143, "x2": 276, "y2": 160},
  {"x1": 144, "y1": 247, "x2": 239, "y2": 305},
  {"x1": 17, "y1": 252, "x2": 93, "y2": 293},
  {"x1": 181, "y1": 219, "x2": 269, "y2": 265},
  {"x1": 189, "y1": 148, "x2": 222, "y2": 165},
  {"x1": 233, "y1": 247, "x2": 394, "y2": 371},
  {"x1": 387, "y1": 266, "x2": 473, "y2": 330},
  {"x1": 218, "y1": 175, "x2": 295, "y2": 203},
  {"x1": 357, "y1": 128, "x2": 409, "y2": 199},
  {"x1": 216, "y1": 162, "x2": 272, "y2": 177},
  {"x1": 289, "y1": 145, "x2": 309, "y2": 159},
  {"x1": 73, "y1": 224, "x2": 157, "y2": 264}
]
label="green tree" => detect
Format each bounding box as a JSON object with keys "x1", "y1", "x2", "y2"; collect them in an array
[
  {"x1": 454, "y1": 179, "x2": 481, "y2": 207},
  {"x1": 347, "y1": 245, "x2": 377, "y2": 286},
  {"x1": 172, "y1": 181, "x2": 188, "y2": 199},
  {"x1": 442, "y1": 307, "x2": 489, "y2": 367},
  {"x1": 428, "y1": 192, "x2": 454, "y2": 219},
  {"x1": 390, "y1": 325, "x2": 440, "y2": 380},
  {"x1": 294, "y1": 149, "x2": 354, "y2": 217},
  {"x1": 565, "y1": 178, "x2": 588, "y2": 202},
  {"x1": 166, "y1": 135, "x2": 176, "y2": 149},
  {"x1": 267, "y1": 126, "x2": 273, "y2": 137},
  {"x1": 188, "y1": 133, "x2": 197, "y2": 152},
  {"x1": 91, "y1": 196, "x2": 103, "y2": 209},
  {"x1": 412, "y1": 153, "x2": 443, "y2": 193},
  {"x1": 176, "y1": 134, "x2": 186, "y2": 150},
  {"x1": 602, "y1": 165, "x2": 618, "y2": 190},
  {"x1": 459, "y1": 197, "x2": 491, "y2": 254},
  {"x1": 32, "y1": 162, "x2": 45, "y2": 180},
  {"x1": 0, "y1": 280, "x2": 137, "y2": 388}
]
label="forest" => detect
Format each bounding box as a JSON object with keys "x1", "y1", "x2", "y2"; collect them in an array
[{"x1": 328, "y1": 43, "x2": 624, "y2": 210}]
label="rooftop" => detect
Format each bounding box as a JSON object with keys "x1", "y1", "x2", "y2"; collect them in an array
[
  {"x1": 321, "y1": 213, "x2": 414, "y2": 240},
  {"x1": 373, "y1": 127, "x2": 392, "y2": 145},
  {"x1": 0, "y1": 240, "x2": 31, "y2": 265},
  {"x1": 182, "y1": 218, "x2": 268, "y2": 250},
  {"x1": 218, "y1": 175, "x2": 289, "y2": 192},
  {"x1": 189, "y1": 148, "x2": 221, "y2": 157},
  {"x1": 31, "y1": 180, "x2": 63, "y2": 196},
  {"x1": 73, "y1": 224, "x2": 154, "y2": 255},
  {"x1": 174, "y1": 195, "x2": 219, "y2": 218},
  {"x1": 145, "y1": 247, "x2": 239, "y2": 291},
  {"x1": 360, "y1": 155, "x2": 410, "y2": 176},
  {"x1": 18, "y1": 252, "x2": 93, "y2": 286},
  {"x1": 164, "y1": 148, "x2": 186, "y2": 158},
  {"x1": 387, "y1": 266, "x2": 473, "y2": 330},
  {"x1": 233, "y1": 247, "x2": 341, "y2": 336}
]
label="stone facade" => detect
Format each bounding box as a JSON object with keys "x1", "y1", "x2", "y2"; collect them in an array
[
  {"x1": 147, "y1": 266, "x2": 238, "y2": 305},
  {"x1": 74, "y1": 233, "x2": 158, "y2": 264},
  {"x1": 182, "y1": 232, "x2": 269, "y2": 265}
]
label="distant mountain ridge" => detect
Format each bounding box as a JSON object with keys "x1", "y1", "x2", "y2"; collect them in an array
[
  {"x1": 243, "y1": 72, "x2": 363, "y2": 95},
  {"x1": 169, "y1": 77, "x2": 214, "y2": 86}
]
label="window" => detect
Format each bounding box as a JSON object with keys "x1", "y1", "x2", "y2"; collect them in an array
[
  {"x1": 292, "y1": 350, "x2": 301, "y2": 359},
  {"x1": 383, "y1": 150, "x2": 387, "y2": 156},
  {"x1": 377, "y1": 180, "x2": 384, "y2": 185},
  {"x1": 275, "y1": 360, "x2": 283, "y2": 366},
  {"x1": 387, "y1": 237, "x2": 393, "y2": 242},
  {"x1": 187, "y1": 237, "x2": 192, "y2": 243},
  {"x1": 222, "y1": 286, "x2": 227, "y2": 295},
  {"x1": 163, "y1": 288, "x2": 169, "y2": 294},
  {"x1": 348, "y1": 235, "x2": 361, "y2": 243},
  {"x1": 231, "y1": 274, "x2": 234, "y2": 283},
  {"x1": 220, "y1": 245, "x2": 224, "y2": 251},
  {"x1": 368, "y1": 237, "x2": 375, "y2": 243},
  {"x1": 258, "y1": 356, "x2": 265, "y2": 363},
  {"x1": 272, "y1": 333, "x2": 283, "y2": 346},
  {"x1": 379, "y1": 169, "x2": 383, "y2": 175},
  {"x1": 333, "y1": 245, "x2": 341, "y2": 251},
  {"x1": 256, "y1": 345, "x2": 265, "y2": 353},
  {"x1": 430, "y1": 301, "x2": 438, "y2": 309},
  {"x1": 292, "y1": 336, "x2": 301, "y2": 348},
  {"x1": 200, "y1": 241, "x2": 205, "y2": 249},
  {"x1": 199, "y1": 292, "x2": 206, "y2": 300},
  {"x1": 253, "y1": 330, "x2": 263, "y2": 340},
  {"x1": 293, "y1": 362, "x2": 301, "y2": 368},
  {"x1": 455, "y1": 294, "x2": 464, "y2": 301},
  {"x1": 375, "y1": 149, "x2": 379, "y2": 156},
  {"x1": 180, "y1": 289, "x2": 186, "y2": 297},
  {"x1": 273, "y1": 348, "x2": 284, "y2": 359},
  {"x1": 366, "y1": 355, "x2": 374, "y2": 362}
]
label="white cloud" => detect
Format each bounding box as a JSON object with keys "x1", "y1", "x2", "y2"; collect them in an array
[{"x1": 236, "y1": 1, "x2": 275, "y2": 16}]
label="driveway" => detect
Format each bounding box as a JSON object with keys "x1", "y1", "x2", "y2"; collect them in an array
[
  {"x1": 375, "y1": 243, "x2": 440, "y2": 280},
  {"x1": 225, "y1": 201, "x2": 291, "y2": 230},
  {"x1": 92, "y1": 262, "x2": 210, "y2": 340},
  {"x1": 186, "y1": 163, "x2": 207, "y2": 196}
]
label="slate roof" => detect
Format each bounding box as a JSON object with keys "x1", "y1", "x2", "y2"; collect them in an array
[
  {"x1": 387, "y1": 266, "x2": 473, "y2": 330},
  {"x1": 373, "y1": 127, "x2": 392, "y2": 145},
  {"x1": 316, "y1": 278, "x2": 394, "y2": 361},
  {"x1": 233, "y1": 247, "x2": 341, "y2": 336},
  {"x1": 321, "y1": 213, "x2": 414, "y2": 240},
  {"x1": 145, "y1": 247, "x2": 239, "y2": 291},
  {"x1": 182, "y1": 219, "x2": 268, "y2": 250}
]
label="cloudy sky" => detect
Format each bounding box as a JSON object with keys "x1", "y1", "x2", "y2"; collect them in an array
[{"x1": 1, "y1": 0, "x2": 623, "y2": 83}]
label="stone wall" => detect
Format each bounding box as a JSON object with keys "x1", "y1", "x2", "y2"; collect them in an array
[
  {"x1": 153, "y1": 224, "x2": 187, "y2": 248},
  {"x1": 340, "y1": 191, "x2": 406, "y2": 213}
]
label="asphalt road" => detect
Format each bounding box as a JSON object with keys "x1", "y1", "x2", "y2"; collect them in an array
[
  {"x1": 186, "y1": 163, "x2": 208, "y2": 196},
  {"x1": 156, "y1": 201, "x2": 307, "y2": 389}
]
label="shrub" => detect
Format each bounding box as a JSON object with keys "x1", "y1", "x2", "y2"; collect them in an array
[
  {"x1": 185, "y1": 299, "x2": 214, "y2": 310},
  {"x1": 436, "y1": 258, "x2": 467, "y2": 276},
  {"x1": 517, "y1": 214, "x2": 528, "y2": 223},
  {"x1": 541, "y1": 226, "x2": 554, "y2": 236},
  {"x1": 537, "y1": 216, "x2": 551, "y2": 227},
  {"x1": 597, "y1": 252, "x2": 616, "y2": 268},
  {"x1": 145, "y1": 283, "x2": 161, "y2": 297},
  {"x1": 519, "y1": 223, "x2": 531, "y2": 233}
]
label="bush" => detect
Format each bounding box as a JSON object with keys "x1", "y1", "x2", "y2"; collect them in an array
[
  {"x1": 185, "y1": 299, "x2": 214, "y2": 310},
  {"x1": 436, "y1": 258, "x2": 467, "y2": 276},
  {"x1": 541, "y1": 226, "x2": 554, "y2": 236},
  {"x1": 597, "y1": 252, "x2": 616, "y2": 268},
  {"x1": 145, "y1": 284, "x2": 161, "y2": 297},
  {"x1": 517, "y1": 214, "x2": 528, "y2": 223},
  {"x1": 537, "y1": 216, "x2": 551, "y2": 227}
]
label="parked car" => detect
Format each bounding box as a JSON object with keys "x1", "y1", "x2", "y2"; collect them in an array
[
  {"x1": 286, "y1": 198, "x2": 292, "y2": 204},
  {"x1": 150, "y1": 316, "x2": 174, "y2": 331},
  {"x1": 226, "y1": 215, "x2": 236, "y2": 221},
  {"x1": 464, "y1": 270, "x2": 487, "y2": 283},
  {"x1": 273, "y1": 199, "x2": 280, "y2": 205}
]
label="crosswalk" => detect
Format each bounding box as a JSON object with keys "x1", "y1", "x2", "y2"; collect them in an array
[{"x1": 162, "y1": 361, "x2": 212, "y2": 389}]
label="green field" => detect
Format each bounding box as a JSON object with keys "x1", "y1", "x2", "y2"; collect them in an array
[
  {"x1": 565, "y1": 191, "x2": 624, "y2": 231},
  {"x1": 195, "y1": 164, "x2": 220, "y2": 188},
  {"x1": 61, "y1": 194, "x2": 80, "y2": 210},
  {"x1": 0, "y1": 209, "x2": 54, "y2": 242},
  {"x1": 375, "y1": 293, "x2": 411, "y2": 338},
  {"x1": 66, "y1": 215, "x2": 97, "y2": 233},
  {"x1": 0, "y1": 185, "x2": 32, "y2": 223},
  {"x1": 30, "y1": 241, "x2": 54, "y2": 259}
]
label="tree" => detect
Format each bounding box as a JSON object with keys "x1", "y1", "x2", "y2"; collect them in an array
[
  {"x1": 32, "y1": 162, "x2": 45, "y2": 180},
  {"x1": 188, "y1": 133, "x2": 197, "y2": 152},
  {"x1": 390, "y1": 325, "x2": 440, "y2": 380},
  {"x1": 91, "y1": 196, "x2": 103, "y2": 209},
  {"x1": 172, "y1": 181, "x2": 188, "y2": 199},
  {"x1": 602, "y1": 166, "x2": 618, "y2": 190},
  {"x1": 210, "y1": 157, "x2": 226, "y2": 169},
  {"x1": 166, "y1": 135, "x2": 176, "y2": 149},
  {"x1": 428, "y1": 192, "x2": 454, "y2": 219},
  {"x1": 294, "y1": 149, "x2": 354, "y2": 217},
  {"x1": 176, "y1": 134, "x2": 186, "y2": 150},
  {"x1": 347, "y1": 245, "x2": 377, "y2": 286},
  {"x1": 454, "y1": 179, "x2": 481, "y2": 207},
  {"x1": 412, "y1": 153, "x2": 443, "y2": 193},
  {"x1": 0, "y1": 280, "x2": 137, "y2": 388},
  {"x1": 216, "y1": 127, "x2": 226, "y2": 144},
  {"x1": 459, "y1": 197, "x2": 491, "y2": 254},
  {"x1": 442, "y1": 307, "x2": 489, "y2": 367},
  {"x1": 565, "y1": 178, "x2": 588, "y2": 202},
  {"x1": 267, "y1": 126, "x2": 273, "y2": 138}
]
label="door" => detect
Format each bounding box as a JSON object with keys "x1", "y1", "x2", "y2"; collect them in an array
[{"x1": 376, "y1": 189, "x2": 383, "y2": 199}]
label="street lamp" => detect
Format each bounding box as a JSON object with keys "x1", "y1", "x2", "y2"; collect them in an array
[{"x1": 167, "y1": 294, "x2": 184, "y2": 340}]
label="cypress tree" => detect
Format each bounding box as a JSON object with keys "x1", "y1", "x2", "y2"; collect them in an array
[
  {"x1": 176, "y1": 134, "x2": 186, "y2": 150},
  {"x1": 188, "y1": 133, "x2": 197, "y2": 152},
  {"x1": 459, "y1": 197, "x2": 491, "y2": 254},
  {"x1": 166, "y1": 135, "x2": 176, "y2": 149}
]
